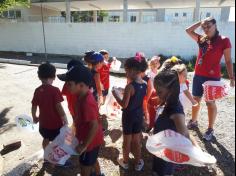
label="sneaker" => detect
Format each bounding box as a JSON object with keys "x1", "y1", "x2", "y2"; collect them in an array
[
  {"x1": 135, "y1": 159, "x2": 144, "y2": 172},
  {"x1": 117, "y1": 158, "x2": 129, "y2": 170},
  {"x1": 187, "y1": 120, "x2": 198, "y2": 130},
  {"x1": 203, "y1": 128, "x2": 214, "y2": 141}
]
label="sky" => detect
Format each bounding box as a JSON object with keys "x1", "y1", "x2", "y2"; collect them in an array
[{"x1": 229, "y1": 7, "x2": 235, "y2": 21}]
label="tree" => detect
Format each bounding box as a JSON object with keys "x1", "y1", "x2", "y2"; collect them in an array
[{"x1": 0, "y1": 0, "x2": 29, "y2": 14}]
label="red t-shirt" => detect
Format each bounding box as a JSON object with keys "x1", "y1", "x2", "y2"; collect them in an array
[
  {"x1": 195, "y1": 35, "x2": 232, "y2": 79},
  {"x1": 99, "y1": 62, "x2": 111, "y2": 90},
  {"x1": 61, "y1": 83, "x2": 77, "y2": 118},
  {"x1": 32, "y1": 84, "x2": 64, "y2": 129},
  {"x1": 75, "y1": 91, "x2": 104, "y2": 152}
]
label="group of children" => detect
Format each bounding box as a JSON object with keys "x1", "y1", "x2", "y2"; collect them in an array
[{"x1": 31, "y1": 50, "x2": 199, "y2": 176}]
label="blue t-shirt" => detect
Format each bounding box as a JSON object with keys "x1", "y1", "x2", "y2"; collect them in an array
[{"x1": 123, "y1": 81, "x2": 147, "y2": 118}]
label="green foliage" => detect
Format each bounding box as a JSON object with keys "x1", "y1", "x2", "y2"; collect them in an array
[{"x1": 0, "y1": 0, "x2": 29, "y2": 14}]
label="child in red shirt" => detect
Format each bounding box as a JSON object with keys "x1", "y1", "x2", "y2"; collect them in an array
[
  {"x1": 60, "y1": 65, "x2": 104, "y2": 176},
  {"x1": 32, "y1": 63, "x2": 68, "y2": 150},
  {"x1": 99, "y1": 50, "x2": 112, "y2": 104},
  {"x1": 58, "y1": 59, "x2": 83, "y2": 118},
  {"x1": 88, "y1": 52, "x2": 104, "y2": 107}
]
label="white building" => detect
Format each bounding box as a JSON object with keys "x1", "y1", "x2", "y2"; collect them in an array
[{"x1": 1, "y1": 0, "x2": 234, "y2": 23}]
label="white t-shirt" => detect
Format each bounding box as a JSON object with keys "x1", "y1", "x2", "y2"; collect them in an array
[
  {"x1": 147, "y1": 70, "x2": 157, "y2": 83},
  {"x1": 179, "y1": 83, "x2": 192, "y2": 111}
]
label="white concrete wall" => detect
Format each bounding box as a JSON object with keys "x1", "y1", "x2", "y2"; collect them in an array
[{"x1": 0, "y1": 22, "x2": 235, "y2": 60}]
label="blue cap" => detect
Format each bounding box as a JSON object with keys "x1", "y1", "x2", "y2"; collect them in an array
[{"x1": 90, "y1": 52, "x2": 104, "y2": 63}]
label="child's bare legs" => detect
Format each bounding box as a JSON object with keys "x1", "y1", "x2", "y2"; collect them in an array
[
  {"x1": 81, "y1": 165, "x2": 93, "y2": 176},
  {"x1": 123, "y1": 135, "x2": 132, "y2": 163},
  {"x1": 192, "y1": 97, "x2": 202, "y2": 122},
  {"x1": 132, "y1": 133, "x2": 142, "y2": 165},
  {"x1": 206, "y1": 101, "x2": 217, "y2": 129},
  {"x1": 103, "y1": 96, "x2": 107, "y2": 105},
  {"x1": 42, "y1": 139, "x2": 50, "y2": 149},
  {"x1": 95, "y1": 160, "x2": 101, "y2": 175}
]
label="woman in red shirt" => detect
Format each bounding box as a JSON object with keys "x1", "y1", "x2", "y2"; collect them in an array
[{"x1": 186, "y1": 17, "x2": 235, "y2": 141}]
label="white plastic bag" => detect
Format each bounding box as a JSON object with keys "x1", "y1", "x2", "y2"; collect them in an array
[
  {"x1": 146, "y1": 130, "x2": 216, "y2": 167},
  {"x1": 111, "y1": 58, "x2": 122, "y2": 72},
  {"x1": 106, "y1": 93, "x2": 122, "y2": 118},
  {"x1": 203, "y1": 81, "x2": 229, "y2": 102},
  {"x1": 44, "y1": 126, "x2": 79, "y2": 165},
  {"x1": 15, "y1": 115, "x2": 39, "y2": 133}
]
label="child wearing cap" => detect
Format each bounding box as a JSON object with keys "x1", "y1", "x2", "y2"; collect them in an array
[
  {"x1": 61, "y1": 66, "x2": 104, "y2": 176},
  {"x1": 99, "y1": 50, "x2": 112, "y2": 104},
  {"x1": 31, "y1": 63, "x2": 68, "y2": 151},
  {"x1": 89, "y1": 52, "x2": 104, "y2": 107},
  {"x1": 58, "y1": 59, "x2": 83, "y2": 133}
]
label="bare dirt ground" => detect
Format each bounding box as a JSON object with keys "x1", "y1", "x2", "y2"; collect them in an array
[{"x1": 0, "y1": 63, "x2": 235, "y2": 176}]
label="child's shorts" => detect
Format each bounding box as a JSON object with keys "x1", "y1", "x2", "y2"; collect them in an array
[
  {"x1": 39, "y1": 127, "x2": 61, "y2": 141},
  {"x1": 153, "y1": 156, "x2": 175, "y2": 176},
  {"x1": 80, "y1": 147, "x2": 100, "y2": 166},
  {"x1": 192, "y1": 75, "x2": 221, "y2": 98},
  {"x1": 122, "y1": 112, "x2": 143, "y2": 135},
  {"x1": 102, "y1": 89, "x2": 109, "y2": 97}
]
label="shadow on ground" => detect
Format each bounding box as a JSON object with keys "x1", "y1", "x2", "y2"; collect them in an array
[
  {"x1": 0, "y1": 107, "x2": 12, "y2": 127},
  {"x1": 0, "y1": 64, "x2": 6, "y2": 69},
  {"x1": 0, "y1": 107, "x2": 16, "y2": 135},
  {"x1": 195, "y1": 128, "x2": 235, "y2": 176}
]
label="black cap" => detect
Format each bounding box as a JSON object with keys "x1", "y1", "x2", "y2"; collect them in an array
[
  {"x1": 57, "y1": 59, "x2": 83, "y2": 81},
  {"x1": 58, "y1": 66, "x2": 92, "y2": 86},
  {"x1": 67, "y1": 59, "x2": 83, "y2": 70}
]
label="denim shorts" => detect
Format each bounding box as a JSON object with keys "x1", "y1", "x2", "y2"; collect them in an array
[{"x1": 192, "y1": 75, "x2": 221, "y2": 97}]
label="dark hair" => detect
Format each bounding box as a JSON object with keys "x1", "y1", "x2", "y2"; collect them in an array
[
  {"x1": 38, "y1": 62, "x2": 56, "y2": 79},
  {"x1": 154, "y1": 70, "x2": 180, "y2": 113},
  {"x1": 124, "y1": 57, "x2": 147, "y2": 72},
  {"x1": 100, "y1": 50, "x2": 109, "y2": 56},
  {"x1": 84, "y1": 50, "x2": 95, "y2": 64},
  {"x1": 140, "y1": 58, "x2": 148, "y2": 72},
  {"x1": 201, "y1": 17, "x2": 219, "y2": 41}
]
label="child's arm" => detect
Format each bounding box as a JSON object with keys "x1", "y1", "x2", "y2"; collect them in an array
[
  {"x1": 94, "y1": 73, "x2": 103, "y2": 105},
  {"x1": 31, "y1": 105, "x2": 39, "y2": 124},
  {"x1": 55, "y1": 103, "x2": 68, "y2": 125},
  {"x1": 77, "y1": 120, "x2": 98, "y2": 154},
  {"x1": 183, "y1": 90, "x2": 198, "y2": 106},
  {"x1": 144, "y1": 79, "x2": 153, "y2": 123},
  {"x1": 112, "y1": 84, "x2": 133, "y2": 109},
  {"x1": 171, "y1": 114, "x2": 199, "y2": 147}
]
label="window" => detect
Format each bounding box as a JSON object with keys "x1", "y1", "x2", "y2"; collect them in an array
[
  {"x1": 206, "y1": 12, "x2": 211, "y2": 17},
  {"x1": 175, "y1": 13, "x2": 179, "y2": 17},
  {"x1": 109, "y1": 16, "x2": 120, "y2": 22},
  {"x1": 16, "y1": 10, "x2": 21, "y2": 18},
  {"x1": 130, "y1": 16, "x2": 137, "y2": 22},
  {"x1": 9, "y1": 10, "x2": 15, "y2": 18},
  {"x1": 2, "y1": 11, "x2": 8, "y2": 18},
  {"x1": 1, "y1": 10, "x2": 21, "y2": 19},
  {"x1": 183, "y1": 13, "x2": 187, "y2": 17}
]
